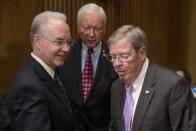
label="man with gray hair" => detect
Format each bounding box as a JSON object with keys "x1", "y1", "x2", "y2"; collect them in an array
[
  {"x1": 108, "y1": 25, "x2": 196, "y2": 131},
  {"x1": 60, "y1": 3, "x2": 117, "y2": 131},
  {"x1": 7, "y1": 11, "x2": 76, "y2": 131}
]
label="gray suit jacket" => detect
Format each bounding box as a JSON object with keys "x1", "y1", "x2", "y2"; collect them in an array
[{"x1": 110, "y1": 61, "x2": 196, "y2": 131}]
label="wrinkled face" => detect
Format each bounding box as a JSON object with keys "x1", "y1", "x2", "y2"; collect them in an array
[
  {"x1": 33, "y1": 19, "x2": 71, "y2": 68},
  {"x1": 78, "y1": 11, "x2": 105, "y2": 49},
  {"x1": 109, "y1": 37, "x2": 146, "y2": 84}
]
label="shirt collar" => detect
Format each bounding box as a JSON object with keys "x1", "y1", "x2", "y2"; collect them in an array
[
  {"x1": 81, "y1": 41, "x2": 102, "y2": 57},
  {"x1": 31, "y1": 52, "x2": 55, "y2": 78},
  {"x1": 131, "y1": 58, "x2": 149, "y2": 91}
]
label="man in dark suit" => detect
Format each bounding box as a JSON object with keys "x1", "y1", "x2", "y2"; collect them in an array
[
  {"x1": 108, "y1": 25, "x2": 196, "y2": 131},
  {"x1": 60, "y1": 3, "x2": 118, "y2": 131},
  {"x1": 7, "y1": 11, "x2": 76, "y2": 131}
]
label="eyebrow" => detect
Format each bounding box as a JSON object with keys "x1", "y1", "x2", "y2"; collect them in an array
[{"x1": 55, "y1": 37, "x2": 71, "y2": 41}]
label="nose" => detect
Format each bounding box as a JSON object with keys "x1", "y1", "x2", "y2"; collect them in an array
[
  {"x1": 89, "y1": 28, "x2": 95, "y2": 37},
  {"x1": 113, "y1": 57, "x2": 122, "y2": 67}
]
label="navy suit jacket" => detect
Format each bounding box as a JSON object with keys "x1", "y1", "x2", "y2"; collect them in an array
[
  {"x1": 60, "y1": 39, "x2": 118, "y2": 131},
  {"x1": 7, "y1": 56, "x2": 76, "y2": 131},
  {"x1": 110, "y1": 61, "x2": 196, "y2": 131}
]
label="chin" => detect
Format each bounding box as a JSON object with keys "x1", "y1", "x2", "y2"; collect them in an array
[
  {"x1": 87, "y1": 42, "x2": 99, "y2": 48},
  {"x1": 119, "y1": 75, "x2": 129, "y2": 84},
  {"x1": 56, "y1": 61, "x2": 64, "y2": 67}
]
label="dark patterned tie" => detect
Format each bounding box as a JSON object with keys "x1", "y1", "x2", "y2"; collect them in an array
[
  {"x1": 54, "y1": 72, "x2": 72, "y2": 113},
  {"x1": 81, "y1": 49, "x2": 94, "y2": 102},
  {"x1": 123, "y1": 85, "x2": 134, "y2": 131}
]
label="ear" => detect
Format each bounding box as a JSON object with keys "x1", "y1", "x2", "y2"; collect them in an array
[
  {"x1": 139, "y1": 47, "x2": 147, "y2": 61},
  {"x1": 33, "y1": 34, "x2": 41, "y2": 50},
  {"x1": 102, "y1": 26, "x2": 106, "y2": 35}
]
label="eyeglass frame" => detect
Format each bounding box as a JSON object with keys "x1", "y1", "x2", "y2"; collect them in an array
[
  {"x1": 106, "y1": 53, "x2": 133, "y2": 63},
  {"x1": 38, "y1": 34, "x2": 73, "y2": 47}
]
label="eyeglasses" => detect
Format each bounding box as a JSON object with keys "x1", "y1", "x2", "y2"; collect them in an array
[
  {"x1": 40, "y1": 35, "x2": 73, "y2": 47},
  {"x1": 107, "y1": 53, "x2": 132, "y2": 63}
]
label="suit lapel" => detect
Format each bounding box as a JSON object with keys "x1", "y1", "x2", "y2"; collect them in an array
[
  {"x1": 45, "y1": 79, "x2": 73, "y2": 114},
  {"x1": 86, "y1": 42, "x2": 109, "y2": 104},
  {"x1": 132, "y1": 62, "x2": 156, "y2": 131},
  {"x1": 92, "y1": 42, "x2": 108, "y2": 87},
  {"x1": 29, "y1": 56, "x2": 73, "y2": 114},
  {"x1": 118, "y1": 80, "x2": 126, "y2": 131}
]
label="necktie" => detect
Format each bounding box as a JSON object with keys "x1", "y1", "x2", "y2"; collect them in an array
[
  {"x1": 123, "y1": 85, "x2": 134, "y2": 131},
  {"x1": 81, "y1": 49, "x2": 94, "y2": 102},
  {"x1": 54, "y1": 72, "x2": 72, "y2": 113}
]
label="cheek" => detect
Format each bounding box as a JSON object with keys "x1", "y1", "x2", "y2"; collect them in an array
[
  {"x1": 97, "y1": 32, "x2": 104, "y2": 39},
  {"x1": 127, "y1": 59, "x2": 139, "y2": 71},
  {"x1": 80, "y1": 32, "x2": 89, "y2": 39}
]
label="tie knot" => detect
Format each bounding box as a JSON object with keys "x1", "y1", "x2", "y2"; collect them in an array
[
  {"x1": 126, "y1": 85, "x2": 133, "y2": 94},
  {"x1": 88, "y1": 49, "x2": 94, "y2": 55}
]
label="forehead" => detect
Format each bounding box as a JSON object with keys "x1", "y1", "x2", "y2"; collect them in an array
[
  {"x1": 79, "y1": 11, "x2": 104, "y2": 27},
  {"x1": 44, "y1": 19, "x2": 70, "y2": 37},
  {"x1": 109, "y1": 38, "x2": 133, "y2": 54}
]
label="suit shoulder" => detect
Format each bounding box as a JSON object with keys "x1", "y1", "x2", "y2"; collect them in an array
[
  {"x1": 150, "y1": 62, "x2": 181, "y2": 80},
  {"x1": 11, "y1": 60, "x2": 42, "y2": 92}
]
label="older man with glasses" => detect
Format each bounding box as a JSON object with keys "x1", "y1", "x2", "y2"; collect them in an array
[
  {"x1": 7, "y1": 11, "x2": 76, "y2": 131},
  {"x1": 108, "y1": 25, "x2": 196, "y2": 131}
]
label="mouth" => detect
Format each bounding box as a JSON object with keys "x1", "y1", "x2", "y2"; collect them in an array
[
  {"x1": 117, "y1": 70, "x2": 125, "y2": 76},
  {"x1": 57, "y1": 54, "x2": 67, "y2": 60},
  {"x1": 86, "y1": 39, "x2": 97, "y2": 43}
]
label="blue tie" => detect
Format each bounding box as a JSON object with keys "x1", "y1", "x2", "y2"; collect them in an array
[{"x1": 123, "y1": 85, "x2": 134, "y2": 131}]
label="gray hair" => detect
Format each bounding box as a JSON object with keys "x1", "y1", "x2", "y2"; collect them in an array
[
  {"x1": 77, "y1": 3, "x2": 107, "y2": 26},
  {"x1": 30, "y1": 11, "x2": 67, "y2": 48},
  {"x1": 108, "y1": 25, "x2": 147, "y2": 51}
]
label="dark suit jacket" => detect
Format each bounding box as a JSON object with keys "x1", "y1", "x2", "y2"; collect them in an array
[
  {"x1": 60, "y1": 39, "x2": 118, "y2": 131},
  {"x1": 110, "y1": 61, "x2": 196, "y2": 131},
  {"x1": 7, "y1": 56, "x2": 76, "y2": 131},
  {"x1": 0, "y1": 94, "x2": 11, "y2": 131}
]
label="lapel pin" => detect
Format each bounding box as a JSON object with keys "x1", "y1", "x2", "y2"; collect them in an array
[
  {"x1": 102, "y1": 49, "x2": 107, "y2": 57},
  {"x1": 145, "y1": 90, "x2": 150, "y2": 94}
]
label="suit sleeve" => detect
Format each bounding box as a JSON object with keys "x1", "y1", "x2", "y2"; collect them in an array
[
  {"x1": 11, "y1": 84, "x2": 51, "y2": 131},
  {"x1": 169, "y1": 78, "x2": 196, "y2": 131}
]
